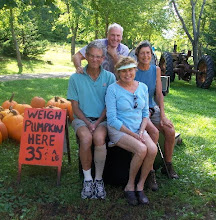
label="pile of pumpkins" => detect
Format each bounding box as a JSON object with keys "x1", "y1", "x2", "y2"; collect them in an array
[{"x1": 0, "y1": 93, "x2": 73, "y2": 144}]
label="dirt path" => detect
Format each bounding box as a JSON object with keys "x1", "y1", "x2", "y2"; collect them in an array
[{"x1": 0, "y1": 72, "x2": 73, "y2": 82}]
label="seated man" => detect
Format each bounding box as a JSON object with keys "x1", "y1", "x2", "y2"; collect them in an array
[
  {"x1": 67, "y1": 41, "x2": 115, "y2": 199},
  {"x1": 72, "y1": 23, "x2": 129, "y2": 75}
]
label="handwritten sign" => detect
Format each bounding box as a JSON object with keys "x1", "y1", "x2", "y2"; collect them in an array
[{"x1": 19, "y1": 108, "x2": 66, "y2": 167}]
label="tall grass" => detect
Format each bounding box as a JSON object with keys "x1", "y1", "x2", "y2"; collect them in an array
[{"x1": 0, "y1": 76, "x2": 216, "y2": 219}]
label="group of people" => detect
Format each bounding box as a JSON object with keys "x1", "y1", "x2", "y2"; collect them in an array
[{"x1": 67, "y1": 23, "x2": 179, "y2": 206}]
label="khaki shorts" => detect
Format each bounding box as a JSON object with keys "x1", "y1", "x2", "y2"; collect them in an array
[
  {"x1": 150, "y1": 105, "x2": 161, "y2": 125},
  {"x1": 107, "y1": 125, "x2": 147, "y2": 147},
  {"x1": 72, "y1": 118, "x2": 107, "y2": 133}
]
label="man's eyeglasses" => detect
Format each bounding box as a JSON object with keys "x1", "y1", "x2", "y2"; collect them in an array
[
  {"x1": 134, "y1": 95, "x2": 138, "y2": 109},
  {"x1": 87, "y1": 53, "x2": 103, "y2": 60}
]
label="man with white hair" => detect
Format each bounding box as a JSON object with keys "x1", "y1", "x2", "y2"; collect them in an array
[{"x1": 73, "y1": 23, "x2": 129, "y2": 74}]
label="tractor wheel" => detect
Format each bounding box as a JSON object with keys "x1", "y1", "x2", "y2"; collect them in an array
[
  {"x1": 159, "y1": 52, "x2": 175, "y2": 82},
  {"x1": 196, "y1": 55, "x2": 215, "y2": 89}
]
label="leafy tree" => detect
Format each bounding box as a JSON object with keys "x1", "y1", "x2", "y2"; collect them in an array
[
  {"x1": 200, "y1": 0, "x2": 216, "y2": 64},
  {"x1": 171, "y1": 0, "x2": 207, "y2": 67},
  {"x1": 55, "y1": 0, "x2": 92, "y2": 59},
  {"x1": 0, "y1": 0, "x2": 56, "y2": 72},
  {"x1": 0, "y1": 0, "x2": 23, "y2": 73},
  {"x1": 87, "y1": 0, "x2": 169, "y2": 48}
]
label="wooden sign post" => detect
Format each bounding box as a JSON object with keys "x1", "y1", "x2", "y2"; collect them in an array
[{"x1": 18, "y1": 108, "x2": 67, "y2": 185}]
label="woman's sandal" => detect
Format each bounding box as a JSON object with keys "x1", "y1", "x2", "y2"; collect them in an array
[
  {"x1": 136, "y1": 191, "x2": 149, "y2": 205},
  {"x1": 124, "y1": 191, "x2": 138, "y2": 206}
]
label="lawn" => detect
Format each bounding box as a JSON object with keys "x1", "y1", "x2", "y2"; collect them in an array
[
  {"x1": 0, "y1": 43, "x2": 85, "y2": 75},
  {"x1": 0, "y1": 76, "x2": 216, "y2": 220}
]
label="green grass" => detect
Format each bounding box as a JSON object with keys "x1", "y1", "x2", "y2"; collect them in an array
[
  {"x1": 0, "y1": 42, "x2": 85, "y2": 75},
  {"x1": 0, "y1": 76, "x2": 216, "y2": 219}
]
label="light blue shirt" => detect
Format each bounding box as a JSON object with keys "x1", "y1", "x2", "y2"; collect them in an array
[
  {"x1": 135, "y1": 65, "x2": 157, "y2": 108},
  {"x1": 79, "y1": 39, "x2": 129, "y2": 73},
  {"x1": 105, "y1": 82, "x2": 149, "y2": 133},
  {"x1": 67, "y1": 66, "x2": 116, "y2": 118}
]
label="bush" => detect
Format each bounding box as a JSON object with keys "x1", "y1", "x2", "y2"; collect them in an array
[{"x1": 0, "y1": 20, "x2": 48, "y2": 58}]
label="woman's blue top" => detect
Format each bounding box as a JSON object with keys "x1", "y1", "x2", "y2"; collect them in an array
[
  {"x1": 105, "y1": 82, "x2": 149, "y2": 133},
  {"x1": 135, "y1": 65, "x2": 157, "y2": 108}
]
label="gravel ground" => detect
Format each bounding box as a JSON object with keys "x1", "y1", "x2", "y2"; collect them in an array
[{"x1": 0, "y1": 72, "x2": 73, "y2": 82}]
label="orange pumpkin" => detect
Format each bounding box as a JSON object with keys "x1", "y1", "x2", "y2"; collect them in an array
[
  {"x1": 0, "y1": 117, "x2": 8, "y2": 141},
  {"x1": 14, "y1": 103, "x2": 32, "y2": 115},
  {"x1": 46, "y1": 96, "x2": 60, "y2": 107},
  {"x1": 0, "y1": 107, "x2": 11, "y2": 118},
  {"x1": 60, "y1": 98, "x2": 73, "y2": 121},
  {"x1": 46, "y1": 96, "x2": 74, "y2": 121},
  {"x1": 59, "y1": 99, "x2": 73, "y2": 121},
  {"x1": 30, "y1": 96, "x2": 46, "y2": 108},
  {"x1": 0, "y1": 132, "x2": 2, "y2": 145},
  {"x1": 58, "y1": 100, "x2": 68, "y2": 110},
  {"x1": 2, "y1": 110, "x2": 24, "y2": 142},
  {"x1": 1, "y1": 93, "x2": 17, "y2": 109}
]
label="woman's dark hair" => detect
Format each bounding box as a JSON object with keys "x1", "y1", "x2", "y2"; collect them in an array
[{"x1": 135, "y1": 40, "x2": 153, "y2": 57}]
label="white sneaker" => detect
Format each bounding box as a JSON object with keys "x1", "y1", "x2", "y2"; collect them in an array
[
  {"x1": 81, "y1": 180, "x2": 95, "y2": 199},
  {"x1": 94, "y1": 179, "x2": 106, "y2": 199}
]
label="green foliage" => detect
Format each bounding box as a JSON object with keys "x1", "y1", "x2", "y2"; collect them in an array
[
  {"x1": 201, "y1": 0, "x2": 216, "y2": 64},
  {"x1": 19, "y1": 21, "x2": 49, "y2": 58}
]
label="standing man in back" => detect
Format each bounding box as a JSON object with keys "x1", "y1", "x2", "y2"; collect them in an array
[{"x1": 73, "y1": 23, "x2": 129, "y2": 75}]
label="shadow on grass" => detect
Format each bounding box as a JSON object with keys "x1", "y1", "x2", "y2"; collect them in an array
[
  {"x1": 0, "y1": 56, "x2": 47, "y2": 75},
  {"x1": 22, "y1": 58, "x2": 47, "y2": 73}
]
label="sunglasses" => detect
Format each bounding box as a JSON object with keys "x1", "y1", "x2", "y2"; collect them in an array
[{"x1": 134, "y1": 95, "x2": 138, "y2": 109}]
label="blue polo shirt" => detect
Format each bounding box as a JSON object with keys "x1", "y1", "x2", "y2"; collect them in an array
[{"x1": 67, "y1": 66, "x2": 116, "y2": 118}]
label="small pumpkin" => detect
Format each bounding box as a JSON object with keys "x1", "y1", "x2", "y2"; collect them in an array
[
  {"x1": 0, "y1": 107, "x2": 11, "y2": 118},
  {"x1": 30, "y1": 96, "x2": 46, "y2": 108},
  {"x1": 59, "y1": 97, "x2": 74, "y2": 121},
  {"x1": 0, "y1": 116, "x2": 8, "y2": 141},
  {"x1": 1, "y1": 93, "x2": 17, "y2": 109},
  {"x1": 46, "y1": 96, "x2": 60, "y2": 107},
  {"x1": 14, "y1": 103, "x2": 32, "y2": 115},
  {"x1": 46, "y1": 96, "x2": 74, "y2": 121},
  {"x1": 2, "y1": 109, "x2": 24, "y2": 142}
]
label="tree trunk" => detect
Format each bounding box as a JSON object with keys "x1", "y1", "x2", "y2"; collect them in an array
[
  {"x1": 95, "y1": 13, "x2": 99, "y2": 39},
  {"x1": 192, "y1": 41, "x2": 198, "y2": 68},
  {"x1": 171, "y1": 0, "x2": 206, "y2": 69},
  {"x1": 9, "y1": 8, "x2": 23, "y2": 73},
  {"x1": 70, "y1": 19, "x2": 79, "y2": 60},
  {"x1": 66, "y1": 0, "x2": 79, "y2": 61}
]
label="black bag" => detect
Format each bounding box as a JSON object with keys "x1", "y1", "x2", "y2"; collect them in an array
[{"x1": 103, "y1": 146, "x2": 132, "y2": 186}]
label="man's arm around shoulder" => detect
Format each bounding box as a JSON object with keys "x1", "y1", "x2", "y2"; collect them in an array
[{"x1": 72, "y1": 51, "x2": 85, "y2": 73}]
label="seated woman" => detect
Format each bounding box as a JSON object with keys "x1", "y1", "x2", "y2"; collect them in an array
[
  {"x1": 105, "y1": 56, "x2": 157, "y2": 206},
  {"x1": 135, "y1": 40, "x2": 179, "y2": 182}
]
